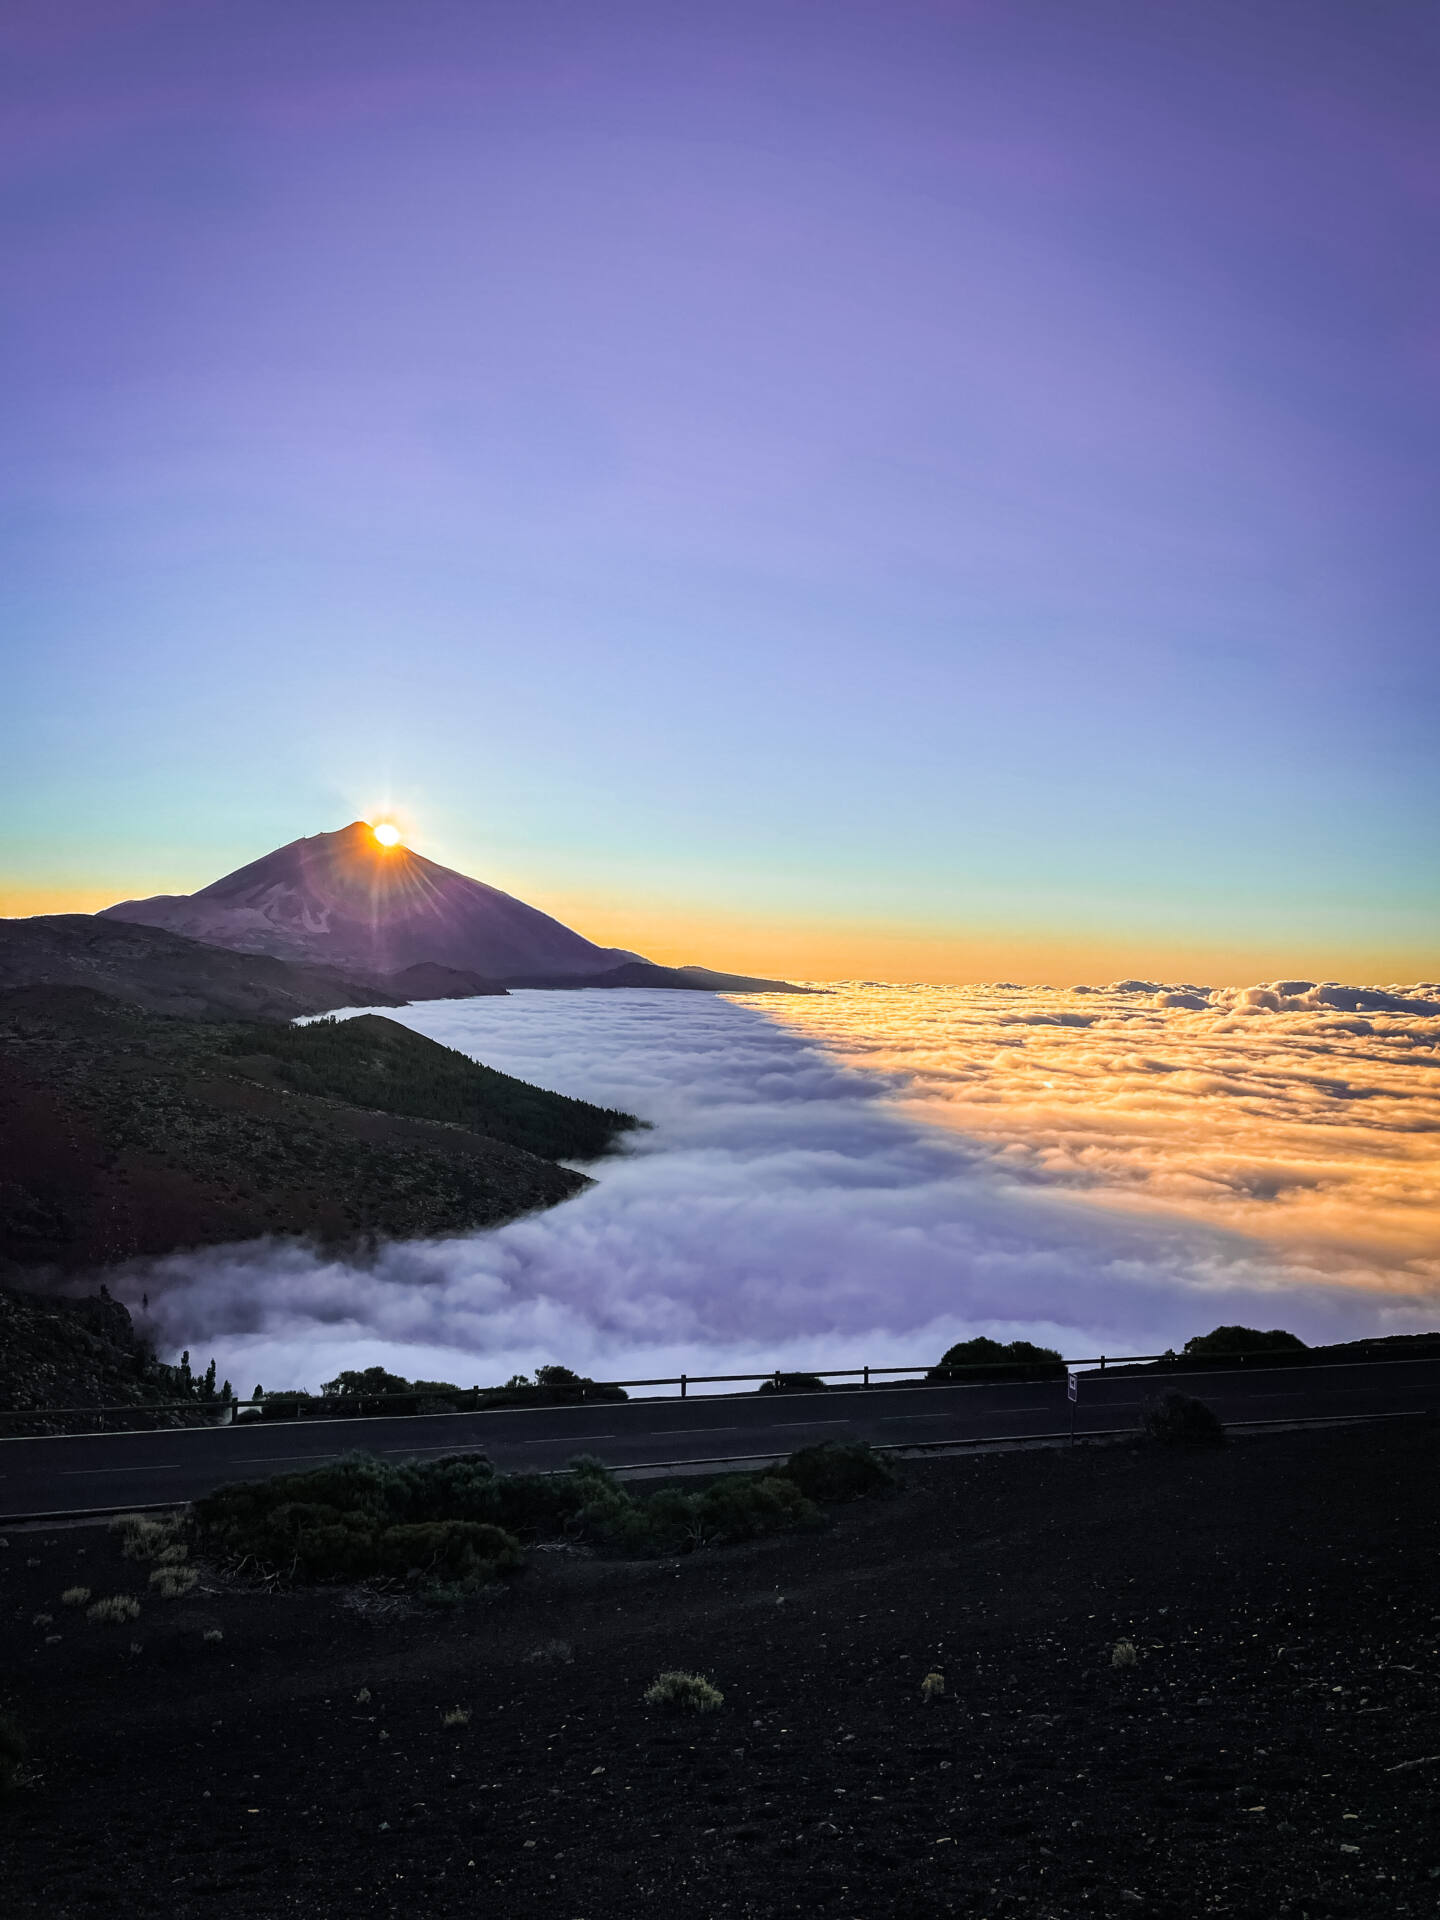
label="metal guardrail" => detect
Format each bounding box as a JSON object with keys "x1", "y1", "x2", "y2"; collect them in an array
[{"x1": 2, "y1": 1343, "x2": 1438, "y2": 1431}]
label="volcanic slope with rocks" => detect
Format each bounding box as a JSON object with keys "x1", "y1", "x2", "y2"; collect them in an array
[
  {"x1": 0, "y1": 980, "x2": 637, "y2": 1273},
  {"x1": 101, "y1": 820, "x2": 813, "y2": 993}
]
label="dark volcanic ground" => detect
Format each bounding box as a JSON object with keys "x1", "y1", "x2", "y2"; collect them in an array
[{"x1": 2, "y1": 1422, "x2": 1438, "y2": 1919}]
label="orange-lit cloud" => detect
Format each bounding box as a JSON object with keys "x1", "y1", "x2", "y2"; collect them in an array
[
  {"x1": 122, "y1": 977, "x2": 1438, "y2": 1397},
  {"x1": 762, "y1": 980, "x2": 1440, "y2": 1290}
]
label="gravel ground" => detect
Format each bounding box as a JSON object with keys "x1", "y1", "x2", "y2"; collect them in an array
[{"x1": 2, "y1": 1420, "x2": 1437, "y2": 1918}]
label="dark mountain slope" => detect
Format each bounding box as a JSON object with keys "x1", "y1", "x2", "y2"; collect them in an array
[
  {"x1": 0, "y1": 987, "x2": 637, "y2": 1273},
  {"x1": 238, "y1": 1013, "x2": 637, "y2": 1162},
  {"x1": 505, "y1": 960, "x2": 818, "y2": 993},
  {"x1": 0, "y1": 1286, "x2": 215, "y2": 1432},
  {"x1": 0, "y1": 914, "x2": 403, "y2": 1021}
]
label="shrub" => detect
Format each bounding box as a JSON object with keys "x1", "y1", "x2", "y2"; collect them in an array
[
  {"x1": 920, "y1": 1670, "x2": 945, "y2": 1702},
  {"x1": 569, "y1": 1464, "x2": 822, "y2": 1556},
  {"x1": 929, "y1": 1337, "x2": 1065, "y2": 1383},
  {"x1": 110, "y1": 1514, "x2": 184, "y2": 1561},
  {"x1": 87, "y1": 1595, "x2": 141, "y2": 1624},
  {"x1": 779, "y1": 1441, "x2": 896, "y2": 1503},
  {"x1": 1141, "y1": 1391, "x2": 1226, "y2": 1448},
  {"x1": 644, "y1": 1670, "x2": 724, "y2": 1713},
  {"x1": 533, "y1": 1364, "x2": 628, "y2": 1405},
  {"x1": 194, "y1": 1456, "x2": 526, "y2": 1586},
  {"x1": 1111, "y1": 1639, "x2": 1139, "y2": 1670},
  {"x1": 202, "y1": 1628, "x2": 224, "y2": 1645},
  {"x1": 1179, "y1": 1326, "x2": 1308, "y2": 1368},
  {"x1": 694, "y1": 1473, "x2": 821, "y2": 1544},
  {"x1": 148, "y1": 1566, "x2": 199, "y2": 1598},
  {"x1": 255, "y1": 1390, "x2": 323, "y2": 1422},
  {"x1": 442, "y1": 1706, "x2": 471, "y2": 1727},
  {"x1": 375, "y1": 1521, "x2": 522, "y2": 1583},
  {"x1": 0, "y1": 1712, "x2": 26, "y2": 1794},
  {"x1": 757, "y1": 1372, "x2": 828, "y2": 1394},
  {"x1": 317, "y1": 1366, "x2": 464, "y2": 1417},
  {"x1": 192, "y1": 1433, "x2": 886, "y2": 1587},
  {"x1": 60, "y1": 1587, "x2": 90, "y2": 1607}
]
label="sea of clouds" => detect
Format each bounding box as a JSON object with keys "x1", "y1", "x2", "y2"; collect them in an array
[{"x1": 127, "y1": 979, "x2": 1440, "y2": 1395}]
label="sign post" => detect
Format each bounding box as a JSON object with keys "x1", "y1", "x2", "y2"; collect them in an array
[{"x1": 1067, "y1": 1368, "x2": 1078, "y2": 1447}]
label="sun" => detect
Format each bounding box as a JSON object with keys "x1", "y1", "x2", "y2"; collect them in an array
[{"x1": 372, "y1": 822, "x2": 402, "y2": 848}]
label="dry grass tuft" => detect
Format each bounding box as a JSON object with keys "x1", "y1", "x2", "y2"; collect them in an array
[
  {"x1": 920, "y1": 1670, "x2": 946, "y2": 1702},
  {"x1": 442, "y1": 1706, "x2": 472, "y2": 1727},
  {"x1": 87, "y1": 1595, "x2": 141, "y2": 1624},
  {"x1": 1111, "y1": 1639, "x2": 1139, "y2": 1670},
  {"x1": 148, "y1": 1566, "x2": 199, "y2": 1599},
  {"x1": 202, "y1": 1628, "x2": 224, "y2": 1645},
  {"x1": 60, "y1": 1587, "x2": 91, "y2": 1608},
  {"x1": 110, "y1": 1514, "x2": 185, "y2": 1562},
  {"x1": 643, "y1": 1670, "x2": 724, "y2": 1713},
  {"x1": 524, "y1": 1639, "x2": 574, "y2": 1665}
]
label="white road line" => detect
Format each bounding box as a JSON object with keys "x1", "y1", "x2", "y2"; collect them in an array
[
  {"x1": 878, "y1": 1409, "x2": 1035, "y2": 1424},
  {"x1": 234, "y1": 1452, "x2": 345, "y2": 1465},
  {"x1": 385, "y1": 1437, "x2": 619, "y2": 1451},
  {"x1": 630, "y1": 1425, "x2": 744, "y2": 1437},
  {"x1": 60, "y1": 1463, "x2": 182, "y2": 1475}
]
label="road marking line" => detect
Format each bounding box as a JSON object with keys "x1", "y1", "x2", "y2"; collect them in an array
[
  {"x1": 383, "y1": 1438, "x2": 620, "y2": 1452},
  {"x1": 59, "y1": 1464, "x2": 182, "y2": 1475},
  {"x1": 879, "y1": 1410, "x2": 1034, "y2": 1423},
  {"x1": 234, "y1": 1453, "x2": 345, "y2": 1465},
  {"x1": 631, "y1": 1425, "x2": 744, "y2": 1436}
]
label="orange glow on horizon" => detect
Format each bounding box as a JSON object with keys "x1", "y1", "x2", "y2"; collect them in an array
[
  {"x1": 0, "y1": 868, "x2": 1429, "y2": 988},
  {"x1": 371, "y1": 822, "x2": 402, "y2": 848},
  {"x1": 527, "y1": 891, "x2": 1438, "y2": 991}
]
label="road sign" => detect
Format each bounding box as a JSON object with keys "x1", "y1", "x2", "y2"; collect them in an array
[{"x1": 1067, "y1": 1370, "x2": 1079, "y2": 1402}]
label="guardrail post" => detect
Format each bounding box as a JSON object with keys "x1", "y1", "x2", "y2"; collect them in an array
[
  {"x1": 1100, "y1": 1355, "x2": 1106, "y2": 1372},
  {"x1": 680, "y1": 1373, "x2": 687, "y2": 1400},
  {"x1": 863, "y1": 1365, "x2": 870, "y2": 1390}
]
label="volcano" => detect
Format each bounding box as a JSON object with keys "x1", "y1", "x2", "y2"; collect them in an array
[{"x1": 99, "y1": 823, "x2": 809, "y2": 993}]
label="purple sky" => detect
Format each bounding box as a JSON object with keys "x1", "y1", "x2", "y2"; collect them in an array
[{"x1": 3, "y1": 1, "x2": 1437, "y2": 975}]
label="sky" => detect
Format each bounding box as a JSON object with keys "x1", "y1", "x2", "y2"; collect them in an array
[
  {"x1": 128, "y1": 983, "x2": 1440, "y2": 1395},
  {"x1": 3, "y1": 0, "x2": 1437, "y2": 981}
]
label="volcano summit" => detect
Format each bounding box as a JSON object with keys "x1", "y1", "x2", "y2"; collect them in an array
[{"x1": 100, "y1": 823, "x2": 808, "y2": 995}]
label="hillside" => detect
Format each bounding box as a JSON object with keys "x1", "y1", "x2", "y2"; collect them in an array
[
  {"x1": 0, "y1": 987, "x2": 638, "y2": 1272},
  {"x1": 0, "y1": 914, "x2": 404, "y2": 1021}
]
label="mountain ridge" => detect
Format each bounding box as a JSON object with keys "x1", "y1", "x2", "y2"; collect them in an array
[{"x1": 99, "y1": 821, "x2": 814, "y2": 994}]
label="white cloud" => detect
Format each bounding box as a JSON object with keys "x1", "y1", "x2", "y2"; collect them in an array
[{"x1": 123, "y1": 982, "x2": 1440, "y2": 1393}]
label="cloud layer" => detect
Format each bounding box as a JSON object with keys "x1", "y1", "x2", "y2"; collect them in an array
[
  {"x1": 775, "y1": 980, "x2": 1440, "y2": 1281},
  {"x1": 123, "y1": 982, "x2": 1440, "y2": 1394}
]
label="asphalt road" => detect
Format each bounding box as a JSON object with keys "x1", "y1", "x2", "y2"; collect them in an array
[{"x1": 3, "y1": 1356, "x2": 1438, "y2": 1521}]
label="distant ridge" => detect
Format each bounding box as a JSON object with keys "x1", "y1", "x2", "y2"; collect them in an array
[
  {"x1": 0, "y1": 914, "x2": 403, "y2": 1022},
  {"x1": 99, "y1": 822, "x2": 814, "y2": 994}
]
